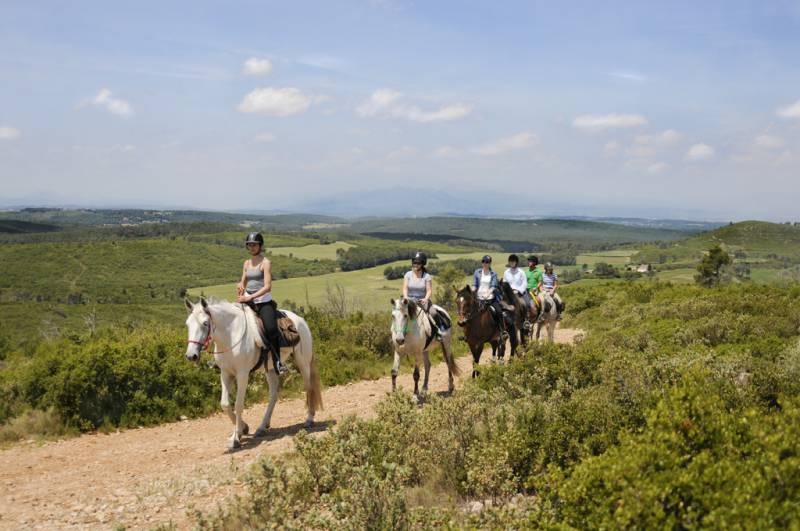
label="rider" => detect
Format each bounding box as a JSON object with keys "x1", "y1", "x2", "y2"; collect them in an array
[
  {"x1": 538, "y1": 261, "x2": 564, "y2": 322},
  {"x1": 235, "y1": 232, "x2": 288, "y2": 375},
  {"x1": 525, "y1": 255, "x2": 543, "y2": 321},
  {"x1": 503, "y1": 254, "x2": 533, "y2": 327},
  {"x1": 471, "y1": 255, "x2": 509, "y2": 340},
  {"x1": 402, "y1": 251, "x2": 448, "y2": 338}
]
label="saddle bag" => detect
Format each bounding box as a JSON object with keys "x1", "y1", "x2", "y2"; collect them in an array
[{"x1": 277, "y1": 313, "x2": 301, "y2": 347}]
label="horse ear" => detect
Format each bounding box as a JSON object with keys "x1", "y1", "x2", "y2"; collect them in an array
[
  {"x1": 200, "y1": 297, "x2": 208, "y2": 309},
  {"x1": 390, "y1": 298, "x2": 395, "y2": 306},
  {"x1": 184, "y1": 298, "x2": 193, "y2": 313}
]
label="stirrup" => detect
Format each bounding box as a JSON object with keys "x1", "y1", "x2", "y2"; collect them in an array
[{"x1": 275, "y1": 359, "x2": 289, "y2": 375}]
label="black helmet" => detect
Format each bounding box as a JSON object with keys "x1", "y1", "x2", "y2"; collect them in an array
[
  {"x1": 527, "y1": 255, "x2": 539, "y2": 264},
  {"x1": 245, "y1": 232, "x2": 264, "y2": 246},
  {"x1": 545, "y1": 261, "x2": 554, "y2": 271},
  {"x1": 481, "y1": 254, "x2": 492, "y2": 263},
  {"x1": 412, "y1": 251, "x2": 428, "y2": 266},
  {"x1": 508, "y1": 254, "x2": 519, "y2": 264}
]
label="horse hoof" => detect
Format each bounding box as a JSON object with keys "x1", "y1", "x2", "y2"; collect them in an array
[
  {"x1": 304, "y1": 419, "x2": 314, "y2": 429},
  {"x1": 254, "y1": 428, "x2": 268, "y2": 438},
  {"x1": 242, "y1": 423, "x2": 249, "y2": 436},
  {"x1": 228, "y1": 439, "x2": 241, "y2": 450}
]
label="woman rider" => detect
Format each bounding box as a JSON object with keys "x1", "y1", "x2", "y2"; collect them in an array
[
  {"x1": 235, "y1": 232, "x2": 288, "y2": 374},
  {"x1": 472, "y1": 255, "x2": 509, "y2": 339},
  {"x1": 537, "y1": 261, "x2": 564, "y2": 322},
  {"x1": 503, "y1": 254, "x2": 533, "y2": 324},
  {"x1": 402, "y1": 251, "x2": 448, "y2": 337}
]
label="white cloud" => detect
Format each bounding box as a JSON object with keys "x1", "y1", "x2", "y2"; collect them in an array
[
  {"x1": 573, "y1": 113, "x2": 647, "y2": 132},
  {"x1": 606, "y1": 70, "x2": 646, "y2": 83},
  {"x1": 0, "y1": 125, "x2": 20, "y2": 139},
  {"x1": 647, "y1": 161, "x2": 669, "y2": 174},
  {"x1": 754, "y1": 134, "x2": 785, "y2": 149},
  {"x1": 776, "y1": 99, "x2": 800, "y2": 119},
  {"x1": 387, "y1": 146, "x2": 417, "y2": 160},
  {"x1": 254, "y1": 133, "x2": 276, "y2": 143},
  {"x1": 237, "y1": 87, "x2": 312, "y2": 116},
  {"x1": 686, "y1": 143, "x2": 715, "y2": 161},
  {"x1": 603, "y1": 140, "x2": 620, "y2": 156},
  {"x1": 243, "y1": 57, "x2": 272, "y2": 76},
  {"x1": 92, "y1": 89, "x2": 133, "y2": 117},
  {"x1": 356, "y1": 89, "x2": 471, "y2": 123},
  {"x1": 627, "y1": 145, "x2": 656, "y2": 158},
  {"x1": 474, "y1": 132, "x2": 537, "y2": 156},
  {"x1": 432, "y1": 145, "x2": 461, "y2": 158}
]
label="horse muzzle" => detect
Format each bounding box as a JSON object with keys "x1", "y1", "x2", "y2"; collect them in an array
[
  {"x1": 457, "y1": 318, "x2": 467, "y2": 326},
  {"x1": 394, "y1": 337, "x2": 405, "y2": 346}
]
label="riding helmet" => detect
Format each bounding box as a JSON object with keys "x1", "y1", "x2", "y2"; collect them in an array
[
  {"x1": 527, "y1": 255, "x2": 539, "y2": 264},
  {"x1": 245, "y1": 232, "x2": 264, "y2": 246},
  {"x1": 412, "y1": 251, "x2": 428, "y2": 265},
  {"x1": 545, "y1": 261, "x2": 554, "y2": 271},
  {"x1": 507, "y1": 254, "x2": 519, "y2": 265},
  {"x1": 481, "y1": 254, "x2": 492, "y2": 263}
]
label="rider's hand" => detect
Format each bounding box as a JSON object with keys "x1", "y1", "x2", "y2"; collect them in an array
[
  {"x1": 236, "y1": 283, "x2": 245, "y2": 296},
  {"x1": 236, "y1": 294, "x2": 251, "y2": 303}
]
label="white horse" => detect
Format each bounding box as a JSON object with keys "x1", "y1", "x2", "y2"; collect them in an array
[
  {"x1": 390, "y1": 297, "x2": 461, "y2": 398},
  {"x1": 184, "y1": 297, "x2": 323, "y2": 450},
  {"x1": 535, "y1": 292, "x2": 559, "y2": 342}
]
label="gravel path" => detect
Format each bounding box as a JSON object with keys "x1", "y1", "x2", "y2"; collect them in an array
[{"x1": 0, "y1": 328, "x2": 583, "y2": 530}]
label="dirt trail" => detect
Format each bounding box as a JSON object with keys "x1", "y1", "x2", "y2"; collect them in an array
[{"x1": 0, "y1": 328, "x2": 583, "y2": 530}]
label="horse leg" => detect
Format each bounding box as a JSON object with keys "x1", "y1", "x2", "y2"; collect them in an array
[
  {"x1": 220, "y1": 371, "x2": 236, "y2": 426},
  {"x1": 548, "y1": 320, "x2": 556, "y2": 342},
  {"x1": 255, "y1": 369, "x2": 280, "y2": 437},
  {"x1": 228, "y1": 372, "x2": 250, "y2": 449},
  {"x1": 412, "y1": 363, "x2": 420, "y2": 397},
  {"x1": 470, "y1": 343, "x2": 482, "y2": 378},
  {"x1": 391, "y1": 350, "x2": 401, "y2": 392},
  {"x1": 421, "y1": 350, "x2": 431, "y2": 395}
]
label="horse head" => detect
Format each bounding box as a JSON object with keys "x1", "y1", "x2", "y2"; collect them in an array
[
  {"x1": 184, "y1": 298, "x2": 212, "y2": 362},
  {"x1": 455, "y1": 284, "x2": 477, "y2": 326},
  {"x1": 390, "y1": 297, "x2": 416, "y2": 346}
]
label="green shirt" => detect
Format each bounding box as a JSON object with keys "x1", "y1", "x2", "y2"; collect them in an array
[{"x1": 525, "y1": 266, "x2": 543, "y2": 291}]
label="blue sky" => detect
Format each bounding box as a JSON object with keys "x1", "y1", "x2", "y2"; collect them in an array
[{"x1": 1, "y1": 1, "x2": 799, "y2": 221}]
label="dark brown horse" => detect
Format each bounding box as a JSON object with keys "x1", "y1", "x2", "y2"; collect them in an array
[
  {"x1": 455, "y1": 285, "x2": 507, "y2": 377},
  {"x1": 498, "y1": 280, "x2": 528, "y2": 353}
]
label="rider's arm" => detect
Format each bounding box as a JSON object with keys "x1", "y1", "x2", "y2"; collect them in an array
[
  {"x1": 551, "y1": 276, "x2": 558, "y2": 293},
  {"x1": 402, "y1": 273, "x2": 410, "y2": 298},
  {"x1": 423, "y1": 276, "x2": 432, "y2": 302},
  {"x1": 236, "y1": 261, "x2": 247, "y2": 296}
]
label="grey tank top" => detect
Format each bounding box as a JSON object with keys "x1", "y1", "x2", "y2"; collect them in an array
[{"x1": 245, "y1": 263, "x2": 272, "y2": 303}]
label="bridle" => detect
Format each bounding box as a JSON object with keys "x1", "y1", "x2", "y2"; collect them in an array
[
  {"x1": 187, "y1": 304, "x2": 249, "y2": 355},
  {"x1": 456, "y1": 293, "x2": 481, "y2": 324}
]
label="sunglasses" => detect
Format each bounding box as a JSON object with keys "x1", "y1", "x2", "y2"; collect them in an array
[{"x1": 246, "y1": 242, "x2": 259, "y2": 247}]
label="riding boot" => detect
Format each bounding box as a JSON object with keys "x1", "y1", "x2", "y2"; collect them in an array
[{"x1": 269, "y1": 346, "x2": 288, "y2": 375}]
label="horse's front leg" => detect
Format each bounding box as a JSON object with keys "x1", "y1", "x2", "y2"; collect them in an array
[
  {"x1": 412, "y1": 363, "x2": 420, "y2": 397},
  {"x1": 470, "y1": 343, "x2": 482, "y2": 378},
  {"x1": 421, "y1": 349, "x2": 430, "y2": 394},
  {"x1": 255, "y1": 368, "x2": 280, "y2": 437},
  {"x1": 220, "y1": 371, "x2": 236, "y2": 426},
  {"x1": 228, "y1": 371, "x2": 250, "y2": 450},
  {"x1": 391, "y1": 350, "x2": 401, "y2": 392}
]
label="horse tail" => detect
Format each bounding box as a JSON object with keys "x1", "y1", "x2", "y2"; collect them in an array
[
  {"x1": 446, "y1": 344, "x2": 461, "y2": 378},
  {"x1": 306, "y1": 353, "x2": 324, "y2": 413}
]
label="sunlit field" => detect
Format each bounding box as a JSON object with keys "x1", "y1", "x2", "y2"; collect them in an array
[
  {"x1": 575, "y1": 249, "x2": 638, "y2": 266},
  {"x1": 269, "y1": 241, "x2": 355, "y2": 260}
]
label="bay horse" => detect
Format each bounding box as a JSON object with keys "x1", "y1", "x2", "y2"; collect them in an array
[
  {"x1": 498, "y1": 280, "x2": 525, "y2": 355},
  {"x1": 454, "y1": 285, "x2": 505, "y2": 377},
  {"x1": 184, "y1": 297, "x2": 323, "y2": 449},
  {"x1": 390, "y1": 297, "x2": 461, "y2": 398}
]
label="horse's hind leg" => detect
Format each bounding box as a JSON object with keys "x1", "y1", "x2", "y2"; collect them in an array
[
  {"x1": 412, "y1": 364, "x2": 420, "y2": 396},
  {"x1": 255, "y1": 369, "x2": 280, "y2": 437},
  {"x1": 421, "y1": 350, "x2": 430, "y2": 395}
]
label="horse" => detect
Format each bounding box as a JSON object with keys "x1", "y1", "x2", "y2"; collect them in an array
[
  {"x1": 498, "y1": 280, "x2": 526, "y2": 355},
  {"x1": 184, "y1": 297, "x2": 323, "y2": 450},
  {"x1": 389, "y1": 297, "x2": 461, "y2": 398},
  {"x1": 535, "y1": 292, "x2": 559, "y2": 342},
  {"x1": 454, "y1": 285, "x2": 505, "y2": 377}
]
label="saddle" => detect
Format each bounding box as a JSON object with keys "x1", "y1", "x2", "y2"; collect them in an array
[{"x1": 252, "y1": 309, "x2": 300, "y2": 348}]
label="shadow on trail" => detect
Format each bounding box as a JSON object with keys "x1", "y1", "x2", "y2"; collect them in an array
[{"x1": 227, "y1": 419, "x2": 337, "y2": 453}]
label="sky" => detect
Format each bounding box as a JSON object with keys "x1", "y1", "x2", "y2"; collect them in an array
[{"x1": 1, "y1": 0, "x2": 799, "y2": 221}]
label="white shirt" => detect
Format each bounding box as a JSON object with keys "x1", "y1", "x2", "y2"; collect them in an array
[
  {"x1": 503, "y1": 267, "x2": 527, "y2": 294},
  {"x1": 477, "y1": 272, "x2": 494, "y2": 301}
]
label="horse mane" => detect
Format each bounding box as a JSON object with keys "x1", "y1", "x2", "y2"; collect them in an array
[
  {"x1": 498, "y1": 280, "x2": 514, "y2": 300},
  {"x1": 204, "y1": 297, "x2": 264, "y2": 349}
]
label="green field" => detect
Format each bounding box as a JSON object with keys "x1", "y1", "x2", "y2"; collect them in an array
[
  {"x1": 575, "y1": 250, "x2": 638, "y2": 267},
  {"x1": 269, "y1": 241, "x2": 355, "y2": 260},
  {"x1": 188, "y1": 257, "x2": 483, "y2": 313}
]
